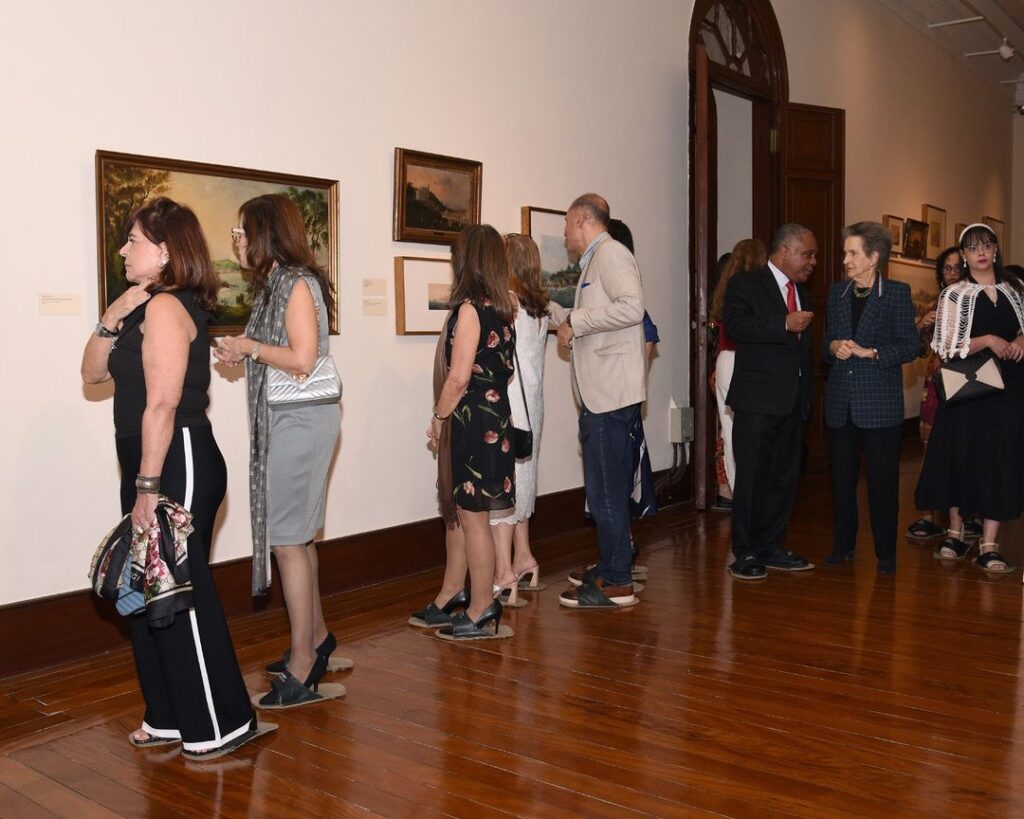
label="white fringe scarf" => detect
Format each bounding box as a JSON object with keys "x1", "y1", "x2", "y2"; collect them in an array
[{"x1": 932, "y1": 280, "x2": 1024, "y2": 360}]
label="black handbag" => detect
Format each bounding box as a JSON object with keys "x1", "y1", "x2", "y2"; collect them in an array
[
  {"x1": 511, "y1": 345, "x2": 533, "y2": 459},
  {"x1": 936, "y1": 351, "x2": 1004, "y2": 404}
]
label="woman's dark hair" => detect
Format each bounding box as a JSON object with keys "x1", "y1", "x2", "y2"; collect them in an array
[
  {"x1": 127, "y1": 197, "x2": 218, "y2": 310},
  {"x1": 505, "y1": 233, "x2": 549, "y2": 318},
  {"x1": 958, "y1": 223, "x2": 1022, "y2": 291},
  {"x1": 450, "y1": 225, "x2": 513, "y2": 323},
  {"x1": 934, "y1": 246, "x2": 963, "y2": 290},
  {"x1": 843, "y1": 221, "x2": 892, "y2": 278},
  {"x1": 710, "y1": 238, "x2": 767, "y2": 323},
  {"x1": 238, "y1": 194, "x2": 335, "y2": 324},
  {"x1": 608, "y1": 218, "x2": 634, "y2": 253}
]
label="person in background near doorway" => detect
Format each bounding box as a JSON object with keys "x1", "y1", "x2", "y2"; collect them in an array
[
  {"x1": 708, "y1": 238, "x2": 768, "y2": 512},
  {"x1": 821, "y1": 221, "x2": 918, "y2": 574},
  {"x1": 905, "y1": 246, "x2": 978, "y2": 541},
  {"x1": 723, "y1": 224, "x2": 816, "y2": 580},
  {"x1": 915, "y1": 224, "x2": 1024, "y2": 573}
]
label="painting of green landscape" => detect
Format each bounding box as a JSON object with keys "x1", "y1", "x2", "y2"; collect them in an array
[{"x1": 97, "y1": 151, "x2": 337, "y2": 333}]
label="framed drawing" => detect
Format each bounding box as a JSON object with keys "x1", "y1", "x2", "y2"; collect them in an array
[
  {"x1": 394, "y1": 256, "x2": 453, "y2": 334},
  {"x1": 96, "y1": 150, "x2": 338, "y2": 335},
  {"x1": 888, "y1": 257, "x2": 940, "y2": 418},
  {"x1": 882, "y1": 214, "x2": 904, "y2": 255},
  {"x1": 521, "y1": 206, "x2": 580, "y2": 314},
  {"x1": 922, "y1": 204, "x2": 946, "y2": 260},
  {"x1": 393, "y1": 148, "x2": 481, "y2": 245},
  {"x1": 902, "y1": 218, "x2": 929, "y2": 260},
  {"x1": 982, "y1": 216, "x2": 1005, "y2": 252}
]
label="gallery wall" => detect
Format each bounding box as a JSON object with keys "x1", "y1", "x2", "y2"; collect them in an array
[
  {"x1": 1, "y1": 0, "x2": 1017, "y2": 609},
  {"x1": 0, "y1": 0, "x2": 691, "y2": 606}
]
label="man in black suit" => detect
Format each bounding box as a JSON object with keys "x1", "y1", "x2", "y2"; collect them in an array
[{"x1": 723, "y1": 224, "x2": 817, "y2": 580}]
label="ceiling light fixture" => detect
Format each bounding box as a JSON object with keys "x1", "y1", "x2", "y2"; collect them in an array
[{"x1": 965, "y1": 38, "x2": 1016, "y2": 61}]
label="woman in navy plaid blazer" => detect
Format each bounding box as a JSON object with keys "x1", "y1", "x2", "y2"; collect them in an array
[{"x1": 822, "y1": 221, "x2": 919, "y2": 573}]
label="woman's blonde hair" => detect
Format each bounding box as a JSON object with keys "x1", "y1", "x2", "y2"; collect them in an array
[{"x1": 709, "y1": 238, "x2": 768, "y2": 323}]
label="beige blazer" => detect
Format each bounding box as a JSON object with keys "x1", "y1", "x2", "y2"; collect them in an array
[{"x1": 550, "y1": 236, "x2": 646, "y2": 413}]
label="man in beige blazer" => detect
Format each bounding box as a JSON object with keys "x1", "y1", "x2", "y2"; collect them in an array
[{"x1": 550, "y1": 193, "x2": 646, "y2": 609}]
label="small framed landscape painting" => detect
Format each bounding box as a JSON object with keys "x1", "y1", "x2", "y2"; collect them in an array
[
  {"x1": 393, "y1": 148, "x2": 482, "y2": 245},
  {"x1": 394, "y1": 256, "x2": 453, "y2": 335},
  {"x1": 883, "y1": 214, "x2": 904, "y2": 255},
  {"x1": 922, "y1": 204, "x2": 945, "y2": 260},
  {"x1": 902, "y1": 218, "x2": 929, "y2": 261},
  {"x1": 521, "y1": 206, "x2": 580, "y2": 313},
  {"x1": 96, "y1": 150, "x2": 338, "y2": 335}
]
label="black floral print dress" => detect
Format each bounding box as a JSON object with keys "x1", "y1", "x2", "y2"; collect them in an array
[{"x1": 446, "y1": 301, "x2": 516, "y2": 512}]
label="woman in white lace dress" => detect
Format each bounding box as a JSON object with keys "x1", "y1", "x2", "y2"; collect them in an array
[{"x1": 492, "y1": 234, "x2": 548, "y2": 600}]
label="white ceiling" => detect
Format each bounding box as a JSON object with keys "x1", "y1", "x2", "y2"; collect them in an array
[{"x1": 875, "y1": 0, "x2": 1024, "y2": 102}]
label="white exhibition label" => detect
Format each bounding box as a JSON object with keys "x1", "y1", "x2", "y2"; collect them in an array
[{"x1": 39, "y1": 293, "x2": 82, "y2": 315}]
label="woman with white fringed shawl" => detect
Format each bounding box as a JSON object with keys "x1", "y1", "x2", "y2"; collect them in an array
[{"x1": 914, "y1": 223, "x2": 1024, "y2": 574}]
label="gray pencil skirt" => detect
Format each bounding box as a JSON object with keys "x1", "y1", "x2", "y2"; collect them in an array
[{"x1": 266, "y1": 402, "x2": 340, "y2": 545}]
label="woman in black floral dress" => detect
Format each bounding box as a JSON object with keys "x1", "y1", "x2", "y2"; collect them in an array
[{"x1": 422, "y1": 224, "x2": 516, "y2": 641}]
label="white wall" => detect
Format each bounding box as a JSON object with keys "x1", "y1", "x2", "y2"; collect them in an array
[
  {"x1": 773, "y1": 0, "x2": 1013, "y2": 244},
  {"x1": 714, "y1": 90, "x2": 753, "y2": 254},
  {"x1": 0, "y1": 0, "x2": 691, "y2": 605},
  {"x1": 1013, "y1": 113, "x2": 1024, "y2": 263}
]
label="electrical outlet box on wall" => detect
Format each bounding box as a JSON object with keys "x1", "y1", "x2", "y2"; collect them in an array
[{"x1": 669, "y1": 406, "x2": 694, "y2": 443}]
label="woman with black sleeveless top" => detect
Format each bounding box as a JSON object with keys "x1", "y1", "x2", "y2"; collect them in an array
[{"x1": 81, "y1": 197, "x2": 269, "y2": 761}]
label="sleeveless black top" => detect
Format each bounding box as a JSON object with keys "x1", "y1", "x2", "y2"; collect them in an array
[{"x1": 108, "y1": 290, "x2": 213, "y2": 438}]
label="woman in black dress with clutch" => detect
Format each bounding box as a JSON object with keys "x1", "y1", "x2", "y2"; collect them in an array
[
  {"x1": 81, "y1": 198, "x2": 268, "y2": 759},
  {"x1": 915, "y1": 223, "x2": 1024, "y2": 572}
]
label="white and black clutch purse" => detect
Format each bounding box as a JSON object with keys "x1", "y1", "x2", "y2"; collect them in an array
[{"x1": 936, "y1": 352, "x2": 1004, "y2": 405}]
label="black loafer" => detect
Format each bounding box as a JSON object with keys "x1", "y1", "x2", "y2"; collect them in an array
[
  {"x1": 823, "y1": 550, "x2": 854, "y2": 567},
  {"x1": 728, "y1": 560, "x2": 767, "y2": 580},
  {"x1": 710, "y1": 495, "x2": 733, "y2": 511},
  {"x1": 763, "y1": 549, "x2": 814, "y2": 571},
  {"x1": 877, "y1": 558, "x2": 896, "y2": 575}
]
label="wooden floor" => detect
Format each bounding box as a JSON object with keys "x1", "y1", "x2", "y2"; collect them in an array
[{"x1": 3, "y1": 451, "x2": 1024, "y2": 818}]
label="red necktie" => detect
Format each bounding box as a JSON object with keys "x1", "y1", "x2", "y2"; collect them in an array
[{"x1": 786, "y1": 281, "x2": 797, "y2": 313}]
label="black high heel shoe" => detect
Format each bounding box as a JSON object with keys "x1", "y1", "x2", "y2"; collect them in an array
[
  {"x1": 436, "y1": 600, "x2": 513, "y2": 641},
  {"x1": 255, "y1": 654, "x2": 347, "y2": 710},
  {"x1": 266, "y1": 631, "x2": 353, "y2": 674},
  {"x1": 408, "y1": 588, "x2": 470, "y2": 628}
]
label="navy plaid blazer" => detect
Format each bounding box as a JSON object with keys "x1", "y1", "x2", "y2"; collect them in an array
[{"x1": 822, "y1": 278, "x2": 919, "y2": 429}]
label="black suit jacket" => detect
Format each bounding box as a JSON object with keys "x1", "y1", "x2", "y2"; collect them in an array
[{"x1": 723, "y1": 265, "x2": 813, "y2": 417}]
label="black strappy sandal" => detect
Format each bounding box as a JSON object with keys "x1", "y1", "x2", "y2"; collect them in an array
[
  {"x1": 934, "y1": 530, "x2": 971, "y2": 560},
  {"x1": 974, "y1": 543, "x2": 1014, "y2": 574},
  {"x1": 409, "y1": 588, "x2": 470, "y2": 628},
  {"x1": 436, "y1": 601, "x2": 513, "y2": 641},
  {"x1": 906, "y1": 518, "x2": 944, "y2": 540}
]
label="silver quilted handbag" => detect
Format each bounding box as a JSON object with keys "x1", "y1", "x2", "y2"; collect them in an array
[
  {"x1": 265, "y1": 278, "x2": 341, "y2": 408},
  {"x1": 266, "y1": 355, "x2": 341, "y2": 408}
]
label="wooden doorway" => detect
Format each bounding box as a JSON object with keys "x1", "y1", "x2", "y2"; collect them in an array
[{"x1": 688, "y1": 0, "x2": 844, "y2": 507}]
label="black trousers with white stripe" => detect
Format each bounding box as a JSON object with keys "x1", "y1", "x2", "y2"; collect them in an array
[{"x1": 116, "y1": 425, "x2": 255, "y2": 752}]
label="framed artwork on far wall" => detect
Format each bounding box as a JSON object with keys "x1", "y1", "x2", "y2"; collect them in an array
[
  {"x1": 521, "y1": 206, "x2": 580, "y2": 315},
  {"x1": 902, "y1": 218, "x2": 929, "y2": 261},
  {"x1": 393, "y1": 148, "x2": 481, "y2": 245},
  {"x1": 954, "y1": 223, "x2": 968, "y2": 245},
  {"x1": 96, "y1": 150, "x2": 338, "y2": 335},
  {"x1": 982, "y1": 216, "x2": 1006, "y2": 254},
  {"x1": 888, "y1": 257, "x2": 941, "y2": 418},
  {"x1": 883, "y1": 214, "x2": 905, "y2": 255},
  {"x1": 922, "y1": 204, "x2": 946, "y2": 260},
  {"x1": 394, "y1": 256, "x2": 453, "y2": 335}
]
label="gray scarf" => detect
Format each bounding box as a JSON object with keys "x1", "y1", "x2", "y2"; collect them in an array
[{"x1": 244, "y1": 264, "x2": 322, "y2": 595}]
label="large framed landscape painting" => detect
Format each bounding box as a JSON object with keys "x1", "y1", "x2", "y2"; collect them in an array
[
  {"x1": 96, "y1": 150, "x2": 339, "y2": 335},
  {"x1": 393, "y1": 148, "x2": 481, "y2": 245},
  {"x1": 521, "y1": 206, "x2": 580, "y2": 318},
  {"x1": 888, "y1": 256, "x2": 939, "y2": 418}
]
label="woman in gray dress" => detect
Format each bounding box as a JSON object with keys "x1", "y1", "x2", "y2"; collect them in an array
[{"x1": 214, "y1": 194, "x2": 343, "y2": 708}]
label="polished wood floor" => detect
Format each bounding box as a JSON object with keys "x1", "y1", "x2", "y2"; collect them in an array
[{"x1": 3, "y1": 451, "x2": 1024, "y2": 818}]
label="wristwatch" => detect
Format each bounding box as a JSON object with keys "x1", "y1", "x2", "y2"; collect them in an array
[{"x1": 94, "y1": 322, "x2": 119, "y2": 338}]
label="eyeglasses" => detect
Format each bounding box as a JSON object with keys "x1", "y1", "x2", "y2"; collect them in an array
[
  {"x1": 942, "y1": 264, "x2": 960, "y2": 273},
  {"x1": 963, "y1": 242, "x2": 994, "y2": 254},
  {"x1": 230, "y1": 228, "x2": 246, "y2": 245}
]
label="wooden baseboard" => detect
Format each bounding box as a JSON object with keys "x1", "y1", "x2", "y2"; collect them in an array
[{"x1": 0, "y1": 474, "x2": 677, "y2": 679}]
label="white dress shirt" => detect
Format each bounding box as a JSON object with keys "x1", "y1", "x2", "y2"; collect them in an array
[{"x1": 768, "y1": 260, "x2": 801, "y2": 311}]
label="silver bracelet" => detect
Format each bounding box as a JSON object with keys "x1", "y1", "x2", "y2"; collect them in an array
[{"x1": 135, "y1": 474, "x2": 160, "y2": 494}]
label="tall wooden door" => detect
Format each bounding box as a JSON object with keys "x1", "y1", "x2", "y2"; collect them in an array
[{"x1": 779, "y1": 102, "x2": 845, "y2": 471}]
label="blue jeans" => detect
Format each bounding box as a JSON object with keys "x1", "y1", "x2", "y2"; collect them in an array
[{"x1": 580, "y1": 403, "x2": 640, "y2": 586}]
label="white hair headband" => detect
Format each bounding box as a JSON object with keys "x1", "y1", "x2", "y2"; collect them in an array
[{"x1": 959, "y1": 222, "x2": 997, "y2": 245}]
